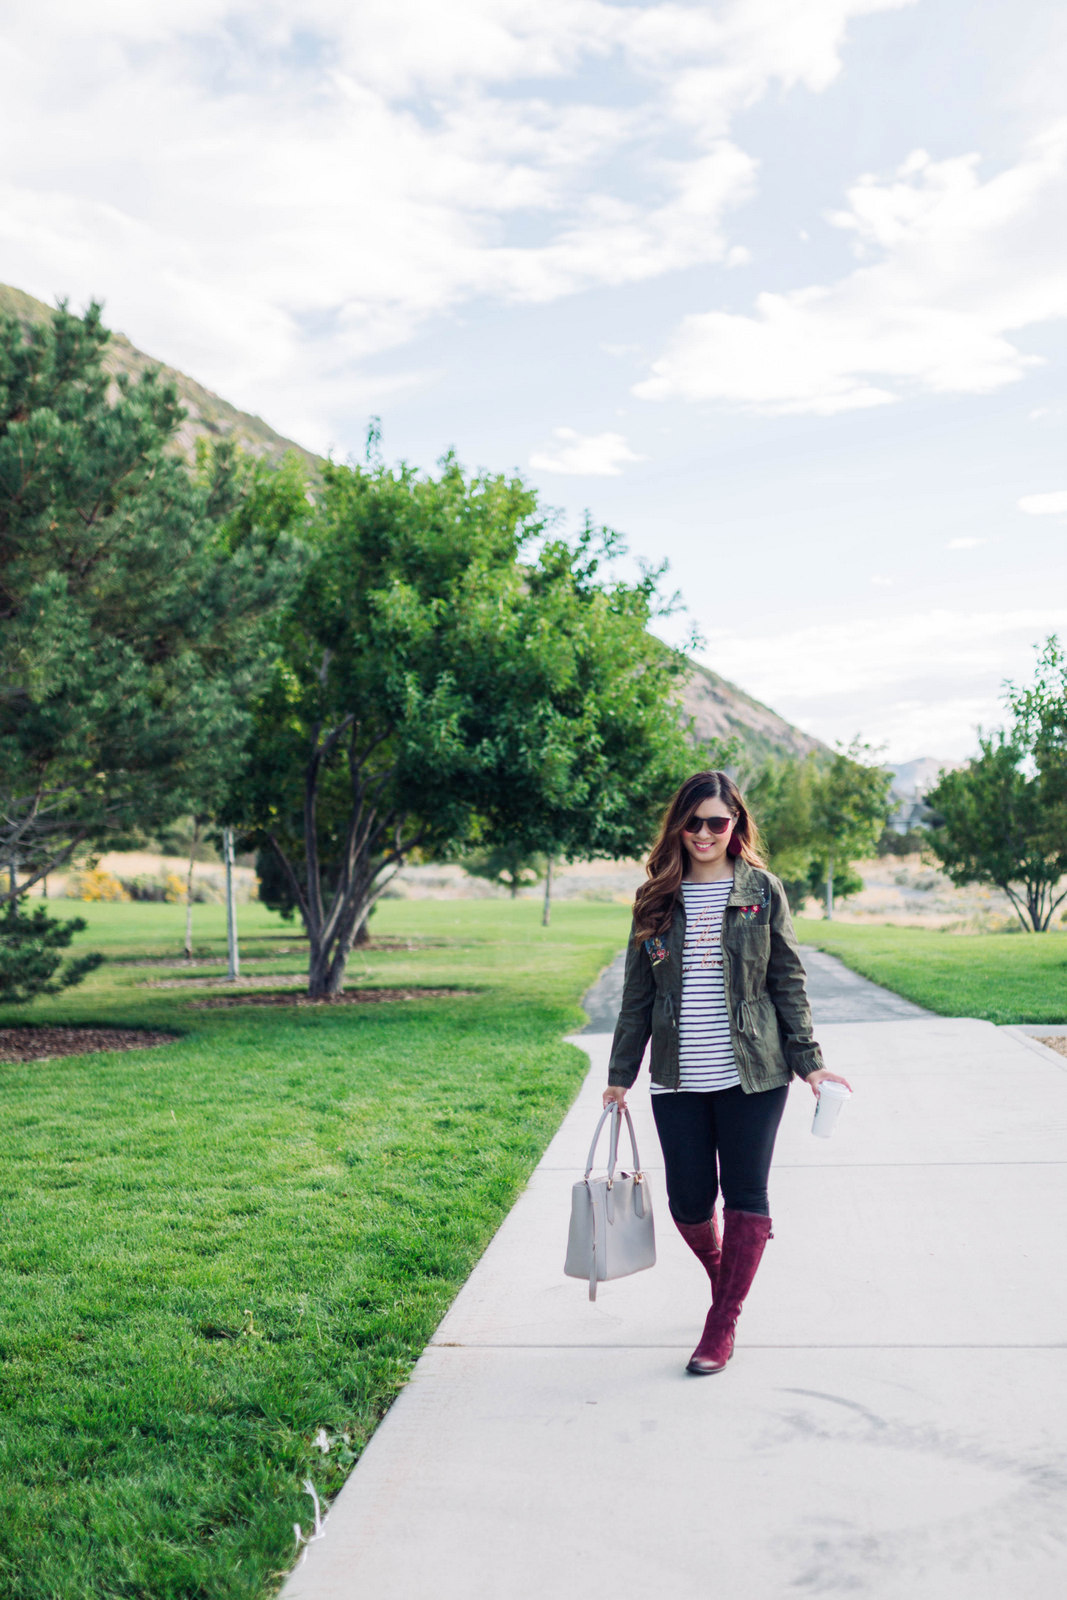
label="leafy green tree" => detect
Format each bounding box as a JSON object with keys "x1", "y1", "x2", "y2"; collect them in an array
[
  {"x1": 809, "y1": 739, "x2": 894, "y2": 918},
  {"x1": 462, "y1": 846, "x2": 544, "y2": 898},
  {"x1": 750, "y1": 743, "x2": 892, "y2": 917},
  {"x1": 232, "y1": 458, "x2": 695, "y2": 997},
  {"x1": 747, "y1": 753, "x2": 821, "y2": 906},
  {"x1": 925, "y1": 638, "x2": 1067, "y2": 930},
  {"x1": 1005, "y1": 634, "x2": 1067, "y2": 830},
  {"x1": 797, "y1": 854, "x2": 865, "y2": 915}
]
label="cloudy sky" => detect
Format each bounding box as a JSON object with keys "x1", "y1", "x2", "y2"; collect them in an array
[{"x1": 4, "y1": 0, "x2": 1065, "y2": 762}]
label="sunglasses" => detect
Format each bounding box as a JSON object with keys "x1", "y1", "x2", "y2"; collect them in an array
[{"x1": 682, "y1": 814, "x2": 735, "y2": 836}]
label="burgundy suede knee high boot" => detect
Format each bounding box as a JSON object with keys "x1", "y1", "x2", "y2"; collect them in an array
[
  {"x1": 672, "y1": 1213, "x2": 722, "y2": 1299},
  {"x1": 686, "y1": 1208, "x2": 773, "y2": 1375}
]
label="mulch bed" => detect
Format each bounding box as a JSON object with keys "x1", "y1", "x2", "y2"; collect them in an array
[
  {"x1": 191, "y1": 987, "x2": 476, "y2": 1009},
  {"x1": 1036, "y1": 1036, "x2": 1067, "y2": 1059},
  {"x1": 0, "y1": 1027, "x2": 180, "y2": 1064}
]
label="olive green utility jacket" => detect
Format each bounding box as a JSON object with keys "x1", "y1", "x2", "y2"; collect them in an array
[{"x1": 606, "y1": 857, "x2": 825, "y2": 1094}]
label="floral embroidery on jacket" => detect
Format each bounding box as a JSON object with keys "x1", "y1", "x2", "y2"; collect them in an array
[{"x1": 644, "y1": 936, "x2": 669, "y2": 964}]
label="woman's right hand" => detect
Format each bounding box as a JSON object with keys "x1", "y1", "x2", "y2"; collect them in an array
[{"x1": 602, "y1": 1085, "x2": 628, "y2": 1112}]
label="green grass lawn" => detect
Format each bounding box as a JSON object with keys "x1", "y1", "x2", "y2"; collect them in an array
[
  {"x1": 795, "y1": 917, "x2": 1067, "y2": 1025},
  {"x1": 0, "y1": 898, "x2": 630, "y2": 1600}
]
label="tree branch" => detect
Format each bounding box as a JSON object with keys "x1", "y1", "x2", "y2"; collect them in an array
[
  {"x1": 267, "y1": 831, "x2": 311, "y2": 926},
  {"x1": 0, "y1": 828, "x2": 92, "y2": 906},
  {"x1": 1040, "y1": 880, "x2": 1067, "y2": 931},
  {"x1": 998, "y1": 880, "x2": 1034, "y2": 932}
]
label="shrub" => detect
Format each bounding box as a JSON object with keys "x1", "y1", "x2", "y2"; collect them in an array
[
  {"x1": 877, "y1": 826, "x2": 931, "y2": 856},
  {"x1": 67, "y1": 869, "x2": 130, "y2": 902},
  {"x1": 121, "y1": 873, "x2": 222, "y2": 904}
]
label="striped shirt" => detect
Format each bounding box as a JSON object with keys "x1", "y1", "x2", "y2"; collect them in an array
[{"x1": 650, "y1": 878, "x2": 740, "y2": 1095}]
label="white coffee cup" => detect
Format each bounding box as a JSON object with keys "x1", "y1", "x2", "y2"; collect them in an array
[{"x1": 811, "y1": 1080, "x2": 851, "y2": 1139}]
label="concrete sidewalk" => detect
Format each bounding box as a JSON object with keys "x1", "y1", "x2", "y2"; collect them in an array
[{"x1": 283, "y1": 974, "x2": 1067, "y2": 1598}]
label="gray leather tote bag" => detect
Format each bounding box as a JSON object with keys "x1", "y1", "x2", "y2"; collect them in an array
[{"x1": 564, "y1": 1103, "x2": 656, "y2": 1301}]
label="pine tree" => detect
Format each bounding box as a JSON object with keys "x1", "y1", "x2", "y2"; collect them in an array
[{"x1": 0, "y1": 301, "x2": 303, "y2": 995}]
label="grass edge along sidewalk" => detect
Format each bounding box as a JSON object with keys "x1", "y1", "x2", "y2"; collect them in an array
[
  {"x1": 0, "y1": 899, "x2": 630, "y2": 1600},
  {"x1": 795, "y1": 917, "x2": 1067, "y2": 1026}
]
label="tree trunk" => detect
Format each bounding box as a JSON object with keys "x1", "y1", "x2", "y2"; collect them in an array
[
  {"x1": 825, "y1": 851, "x2": 834, "y2": 920},
  {"x1": 276, "y1": 718, "x2": 417, "y2": 999},
  {"x1": 542, "y1": 856, "x2": 553, "y2": 927},
  {"x1": 307, "y1": 942, "x2": 334, "y2": 999},
  {"x1": 184, "y1": 818, "x2": 201, "y2": 959},
  {"x1": 305, "y1": 894, "x2": 366, "y2": 997}
]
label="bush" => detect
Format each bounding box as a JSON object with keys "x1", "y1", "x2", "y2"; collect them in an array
[
  {"x1": 121, "y1": 874, "x2": 167, "y2": 903},
  {"x1": 877, "y1": 826, "x2": 931, "y2": 856},
  {"x1": 121, "y1": 873, "x2": 222, "y2": 904},
  {"x1": 67, "y1": 869, "x2": 130, "y2": 902}
]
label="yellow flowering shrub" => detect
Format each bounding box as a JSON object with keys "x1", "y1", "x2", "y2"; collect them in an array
[
  {"x1": 69, "y1": 868, "x2": 130, "y2": 902},
  {"x1": 164, "y1": 872, "x2": 187, "y2": 904}
]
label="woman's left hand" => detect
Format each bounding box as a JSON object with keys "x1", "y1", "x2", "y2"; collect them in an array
[{"x1": 805, "y1": 1067, "x2": 852, "y2": 1097}]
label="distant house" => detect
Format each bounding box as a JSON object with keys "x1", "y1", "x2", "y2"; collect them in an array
[{"x1": 885, "y1": 756, "x2": 963, "y2": 832}]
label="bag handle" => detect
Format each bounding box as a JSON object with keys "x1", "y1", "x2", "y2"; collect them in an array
[
  {"x1": 584, "y1": 1107, "x2": 647, "y2": 1302},
  {"x1": 584, "y1": 1103, "x2": 644, "y2": 1181}
]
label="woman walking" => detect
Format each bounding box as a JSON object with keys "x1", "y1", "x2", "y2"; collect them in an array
[{"x1": 603, "y1": 770, "x2": 850, "y2": 1374}]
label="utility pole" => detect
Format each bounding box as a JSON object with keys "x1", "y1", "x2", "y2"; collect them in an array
[{"x1": 223, "y1": 827, "x2": 240, "y2": 980}]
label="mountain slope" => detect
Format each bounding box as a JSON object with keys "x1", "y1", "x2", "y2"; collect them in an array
[
  {"x1": 679, "y1": 660, "x2": 830, "y2": 769},
  {"x1": 0, "y1": 283, "x2": 320, "y2": 472}
]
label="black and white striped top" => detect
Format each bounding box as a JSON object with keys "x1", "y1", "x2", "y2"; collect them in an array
[{"x1": 650, "y1": 878, "x2": 740, "y2": 1095}]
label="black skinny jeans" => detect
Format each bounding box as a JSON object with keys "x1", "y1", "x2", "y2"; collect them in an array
[{"x1": 650, "y1": 1084, "x2": 788, "y2": 1221}]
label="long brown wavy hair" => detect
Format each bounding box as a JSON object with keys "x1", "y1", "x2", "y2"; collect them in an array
[{"x1": 632, "y1": 770, "x2": 766, "y2": 941}]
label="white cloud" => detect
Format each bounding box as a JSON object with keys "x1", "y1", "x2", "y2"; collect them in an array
[
  {"x1": 700, "y1": 606, "x2": 1067, "y2": 759},
  {"x1": 706, "y1": 607, "x2": 1066, "y2": 699},
  {"x1": 530, "y1": 427, "x2": 646, "y2": 475},
  {"x1": 0, "y1": 0, "x2": 911, "y2": 445},
  {"x1": 1018, "y1": 490, "x2": 1067, "y2": 515},
  {"x1": 626, "y1": 0, "x2": 917, "y2": 141},
  {"x1": 635, "y1": 124, "x2": 1067, "y2": 414},
  {"x1": 851, "y1": 696, "x2": 1002, "y2": 765},
  {"x1": 947, "y1": 537, "x2": 986, "y2": 548}
]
